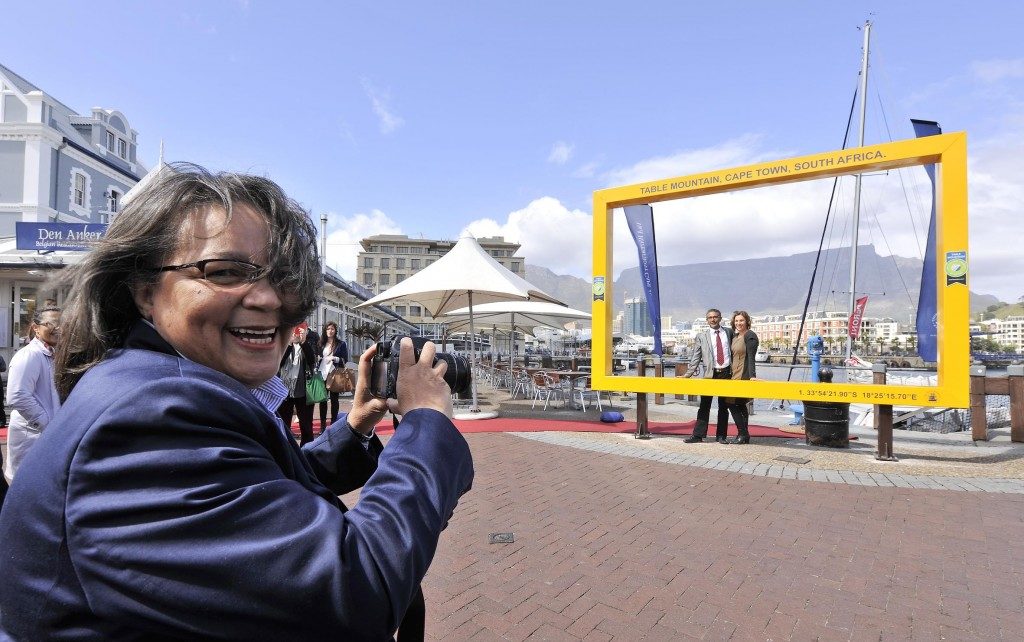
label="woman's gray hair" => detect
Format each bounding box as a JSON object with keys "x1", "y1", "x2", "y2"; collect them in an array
[
  {"x1": 53, "y1": 163, "x2": 321, "y2": 399},
  {"x1": 31, "y1": 307, "x2": 61, "y2": 325}
]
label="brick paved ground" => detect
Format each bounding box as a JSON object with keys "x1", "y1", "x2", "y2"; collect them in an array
[{"x1": 367, "y1": 432, "x2": 1024, "y2": 641}]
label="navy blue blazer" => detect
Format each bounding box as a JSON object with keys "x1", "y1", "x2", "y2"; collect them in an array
[
  {"x1": 321, "y1": 339, "x2": 349, "y2": 368},
  {"x1": 0, "y1": 322, "x2": 473, "y2": 640}
]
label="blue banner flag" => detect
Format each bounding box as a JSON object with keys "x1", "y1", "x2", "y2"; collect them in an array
[
  {"x1": 912, "y1": 119, "x2": 941, "y2": 362},
  {"x1": 623, "y1": 204, "x2": 663, "y2": 355}
]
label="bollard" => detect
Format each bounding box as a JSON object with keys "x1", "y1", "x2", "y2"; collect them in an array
[
  {"x1": 970, "y1": 365, "x2": 987, "y2": 441},
  {"x1": 654, "y1": 358, "x2": 664, "y2": 405},
  {"x1": 873, "y1": 363, "x2": 896, "y2": 461},
  {"x1": 636, "y1": 359, "x2": 651, "y2": 439},
  {"x1": 1009, "y1": 365, "x2": 1024, "y2": 443},
  {"x1": 675, "y1": 363, "x2": 687, "y2": 400}
]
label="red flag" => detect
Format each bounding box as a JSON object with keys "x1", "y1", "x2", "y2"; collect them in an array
[{"x1": 848, "y1": 296, "x2": 869, "y2": 338}]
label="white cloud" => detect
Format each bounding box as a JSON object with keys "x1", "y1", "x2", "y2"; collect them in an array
[
  {"x1": 964, "y1": 129, "x2": 1024, "y2": 302},
  {"x1": 360, "y1": 79, "x2": 405, "y2": 134},
  {"x1": 547, "y1": 141, "x2": 574, "y2": 165},
  {"x1": 324, "y1": 209, "x2": 402, "y2": 280},
  {"x1": 460, "y1": 197, "x2": 592, "y2": 278},
  {"x1": 971, "y1": 59, "x2": 1024, "y2": 83},
  {"x1": 572, "y1": 161, "x2": 600, "y2": 178}
]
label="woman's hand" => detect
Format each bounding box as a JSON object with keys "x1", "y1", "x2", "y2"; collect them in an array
[
  {"x1": 346, "y1": 345, "x2": 389, "y2": 435},
  {"x1": 386, "y1": 338, "x2": 453, "y2": 419}
]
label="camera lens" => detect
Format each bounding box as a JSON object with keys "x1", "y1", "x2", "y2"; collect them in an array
[{"x1": 436, "y1": 353, "x2": 471, "y2": 395}]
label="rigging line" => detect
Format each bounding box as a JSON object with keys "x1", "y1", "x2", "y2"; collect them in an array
[
  {"x1": 819, "y1": 178, "x2": 851, "y2": 314},
  {"x1": 864, "y1": 184, "x2": 917, "y2": 306},
  {"x1": 875, "y1": 86, "x2": 926, "y2": 259},
  {"x1": 785, "y1": 86, "x2": 859, "y2": 384}
]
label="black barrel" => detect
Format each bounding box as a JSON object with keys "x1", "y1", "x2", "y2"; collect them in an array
[{"x1": 804, "y1": 401, "x2": 850, "y2": 448}]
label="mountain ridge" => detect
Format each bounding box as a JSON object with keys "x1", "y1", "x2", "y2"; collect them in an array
[{"x1": 527, "y1": 245, "x2": 999, "y2": 325}]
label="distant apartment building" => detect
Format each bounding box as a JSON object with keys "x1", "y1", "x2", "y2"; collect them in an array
[
  {"x1": 753, "y1": 310, "x2": 880, "y2": 353},
  {"x1": 356, "y1": 234, "x2": 526, "y2": 326},
  {"x1": 623, "y1": 297, "x2": 652, "y2": 336},
  {"x1": 993, "y1": 316, "x2": 1024, "y2": 352},
  {"x1": 0, "y1": 63, "x2": 144, "y2": 360}
]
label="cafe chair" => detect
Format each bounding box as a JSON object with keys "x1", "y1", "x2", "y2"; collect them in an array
[
  {"x1": 531, "y1": 373, "x2": 563, "y2": 410},
  {"x1": 575, "y1": 377, "x2": 611, "y2": 412}
]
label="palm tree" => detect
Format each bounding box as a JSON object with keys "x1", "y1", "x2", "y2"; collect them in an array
[{"x1": 351, "y1": 322, "x2": 386, "y2": 352}]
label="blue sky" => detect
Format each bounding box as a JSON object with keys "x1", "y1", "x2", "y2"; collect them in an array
[{"x1": 3, "y1": 1, "x2": 1023, "y2": 302}]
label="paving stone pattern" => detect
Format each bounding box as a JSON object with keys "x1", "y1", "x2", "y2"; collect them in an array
[
  {"x1": 401, "y1": 433, "x2": 1024, "y2": 640},
  {"x1": 516, "y1": 433, "x2": 1024, "y2": 494}
]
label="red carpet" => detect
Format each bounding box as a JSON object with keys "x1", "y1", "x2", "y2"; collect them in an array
[
  {"x1": 0, "y1": 420, "x2": 797, "y2": 443},
  {"x1": 296, "y1": 417, "x2": 798, "y2": 439}
]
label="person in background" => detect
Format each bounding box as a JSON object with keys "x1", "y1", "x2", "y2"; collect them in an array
[
  {"x1": 683, "y1": 308, "x2": 734, "y2": 444},
  {"x1": 0, "y1": 165, "x2": 472, "y2": 640},
  {"x1": 725, "y1": 310, "x2": 759, "y2": 445},
  {"x1": 0, "y1": 350, "x2": 7, "y2": 426},
  {"x1": 318, "y1": 321, "x2": 348, "y2": 431},
  {"x1": 3, "y1": 307, "x2": 61, "y2": 482},
  {"x1": 278, "y1": 322, "x2": 317, "y2": 445}
]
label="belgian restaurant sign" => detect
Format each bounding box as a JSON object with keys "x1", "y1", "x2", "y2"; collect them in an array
[{"x1": 16, "y1": 222, "x2": 108, "y2": 252}]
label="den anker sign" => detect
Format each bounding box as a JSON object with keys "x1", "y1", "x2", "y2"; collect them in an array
[{"x1": 16, "y1": 222, "x2": 108, "y2": 252}]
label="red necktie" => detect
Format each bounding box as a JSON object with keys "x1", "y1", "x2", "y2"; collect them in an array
[{"x1": 715, "y1": 330, "x2": 725, "y2": 366}]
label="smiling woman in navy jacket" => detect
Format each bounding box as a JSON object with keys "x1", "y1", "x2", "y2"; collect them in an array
[{"x1": 0, "y1": 164, "x2": 473, "y2": 641}]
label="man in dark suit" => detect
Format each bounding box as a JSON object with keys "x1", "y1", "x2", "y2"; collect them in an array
[{"x1": 683, "y1": 308, "x2": 734, "y2": 443}]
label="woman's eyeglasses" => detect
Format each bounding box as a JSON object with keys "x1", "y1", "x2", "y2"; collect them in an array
[
  {"x1": 39, "y1": 321, "x2": 60, "y2": 331},
  {"x1": 153, "y1": 259, "x2": 270, "y2": 287}
]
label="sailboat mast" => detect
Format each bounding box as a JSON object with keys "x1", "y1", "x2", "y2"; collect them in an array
[{"x1": 845, "y1": 19, "x2": 872, "y2": 361}]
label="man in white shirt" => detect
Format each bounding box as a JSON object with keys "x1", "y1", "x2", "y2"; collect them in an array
[
  {"x1": 682, "y1": 308, "x2": 734, "y2": 443},
  {"x1": 4, "y1": 307, "x2": 61, "y2": 481}
]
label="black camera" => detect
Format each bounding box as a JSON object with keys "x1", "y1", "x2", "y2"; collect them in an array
[{"x1": 369, "y1": 336, "x2": 472, "y2": 399}]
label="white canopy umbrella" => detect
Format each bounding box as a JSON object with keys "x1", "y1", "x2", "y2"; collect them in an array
[
  {"x1": 442, "y1": 300, "x2": 591, "y2": 333},
  {"x1": 356, "y1": 235, "x2": 563, "y2": 417},
  {"x1": 443, "y1": 300, "x2": 591, "y2": 378}
]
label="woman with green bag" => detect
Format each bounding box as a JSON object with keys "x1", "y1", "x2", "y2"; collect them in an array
[{"x1": 277, "y1": 323, "x2": 318, "y2": 445}]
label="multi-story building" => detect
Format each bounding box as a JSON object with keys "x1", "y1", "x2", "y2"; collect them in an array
[
  {"x1": 753, "y1": 310, "x2": 878, "y2": 354},
  {"x1": 0, "y1": 63, "x2": 144, "y2": 359},
  {"x1": 356, "y1": 234, "x2": 527, "y2": 326},
  {"x1": 993, "y1": 316, "x2": 1024, "y2": 352},
  {"x1": 623, "y1": 297, "x2": 652, "y2": 336}
]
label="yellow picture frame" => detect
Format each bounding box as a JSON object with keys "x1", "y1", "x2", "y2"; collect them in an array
[{"x1": 591, "y1": 133, "x2": 969, "y2": 408}]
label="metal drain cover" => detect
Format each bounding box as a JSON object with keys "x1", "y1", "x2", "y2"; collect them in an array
[
  {"x1": 488, "y1": 532, "x2": 515, "y2": 544},
  {"x1": 774, "y1": 456, "x2": 811, "y2": 464}
]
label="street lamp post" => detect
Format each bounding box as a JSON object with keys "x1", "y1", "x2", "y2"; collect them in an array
[{"x1": 320, "y1": 212, "x2": 327, "y2": 330}]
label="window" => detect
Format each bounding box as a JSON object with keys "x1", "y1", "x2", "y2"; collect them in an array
[
  {"x1": 425, "y1": 259, "x2": 434, "y2": 266},
  {"x1": 380, "y1": 258, "x2": 391, "y2": 269},
  {"x1": 379, "y1": 274, "x2": 390, "y2": 285},
  {"x1": 363, "y1": 256, "x2": 374, "y2": 268},
  {"x1": 396, "y1": 274, "x2": 405, "y2": 283},
  {"x1": 396, "y1": 258, "x2": 406, "y2": 269},
  {"x1": 106, "y1": 131, "x2": 115, "y2": 150},
  {"x1": 107, "y1": 189, "x2": 120, "y2": 213},
  {"x1": 410, "y1": 305, "x2": 421, "y2": 317},
  {"x1": 363, "y1": 273, "x2": 374, "y2": 285},
  {"x1": 380, "y1": 245, "x2": 395, "y2": 253},
  {"x1": 118, "y1": 139, "x2": 127, "y2": 159},
  {"x1": 511, "y1": 261, "x2": 521, "y2": 273},
  {"x1": 395, "y1": 306, "x2": 407, "y2": 316},
  {"x1": 74, "y1": 174, "x2": 86, "y2": 207},
  {"x1": 411, "y1": 259, "x2": 421, "y2": 269},
  {"x1": 396, "y1": 246, "x2": 408, "y2": 254}
]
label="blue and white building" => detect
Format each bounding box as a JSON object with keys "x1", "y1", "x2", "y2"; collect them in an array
[{"x1": 0, "y1": 63, "x2": 144, "y2": 358}]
